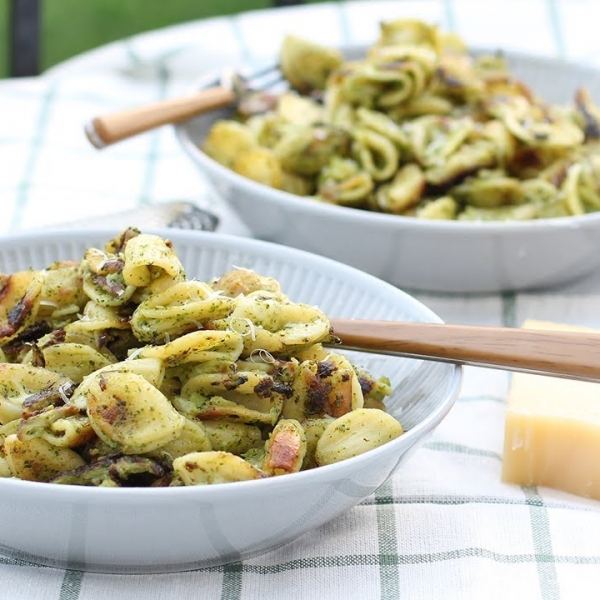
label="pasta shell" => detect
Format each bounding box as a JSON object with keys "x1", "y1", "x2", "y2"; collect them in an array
[
  {"x1": 279, "y1": 34, "x2": 343, "y2": 94},
  {"x1": 137, "y1": 330, "x2": 244, "y2": 367},
  {"x1": 212, "y1": 268, "x2": 281, "y2": 297},
  {"x1": 202, "y1": 120, "x2": 258, "y2": 168},
  {"x1": 274, "y1": 125, "x2": 351, "y2": 176},
  {"x1": 0, "y1": 270, "x2": 44, "y2": 343},
  {"x1": 318, "y1": 157, "x2": 374, "y2": 205},
  {"x1": 282, "y1": 354, "x2": 363, "y2": 421},
  {"x1": 301, "y1": 416, "x2": 335, "y2": 469},
  {"x1": 233, "y1": 148, "x2": 284, "y2": 188},
  {"x1": 373, "y1": 163, "x2": 426, "y2": 213},
  {"x1": 181, "y1": 394, "x2": 280, "y2": 426},
  {"x1": 81, "y1": 248, "x2": 136, "y2": 308},
  {"x1": 315, "y1": 408, "x2": 404, "y2": 466},
  {"x1": 376, "y1": 18, "x2": 441, "y2": 50},
  {"x1": 71, "y1": 357, "x2": 165, "y2": 410},
  {"x1": 201, "y1": 420, "x2": 263, "y2": 455},
  {"x1": 37, "y1": 261, "x2": 86, "y2": 320},
  {"x1": 215, "y1": 290, "x2": 332, "y2": 356},
  {"x1": 85, "y1": 370, "x2": 185, "y2": 454},
  {"x1": 131, "y1": 280, "x2": 234, "y2": 343},
  {"x1": 173, "y1": 451, "x2": 263, "y2": 485},
  {"x1": 4, "y1": 434, "x2": 85, "y2": 482},
  {"x1": 122, "y1": 233, "x2": 185, "y2": 288},
  {"x1": 39, "y1": 342, "x2": 113, "y2": 383},
  {"x1": 415, "y1": 196, "x2": 459, "y2": 220},
  {"x1": 353, "y1": 128, "x2": 400, "y2": 182},
  {"x1": 0, "y1": 363, "x2": 68, "y2": 424},
  {"x1": 149, "y1": 417, "x2": 212, "y2": 461}
]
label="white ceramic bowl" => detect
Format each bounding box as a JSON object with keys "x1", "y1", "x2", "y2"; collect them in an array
[
  {"x1": 0, "y1": 228, "x2": 461, "y2": 573},
  {"x1": 176, "y1": 49, "x2": 600, "y2": 294}
]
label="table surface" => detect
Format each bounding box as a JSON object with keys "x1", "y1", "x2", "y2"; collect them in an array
[{"x1": 3, "y1": 1, "x2": 600, "y2": 599}]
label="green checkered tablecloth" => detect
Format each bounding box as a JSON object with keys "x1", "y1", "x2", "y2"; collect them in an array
[{"x1": 3, "y1": 1, "x2": 600, "y2": 598}]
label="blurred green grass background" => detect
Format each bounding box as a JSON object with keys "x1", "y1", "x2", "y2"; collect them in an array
[{"x1": 1, "y1": 0, "x2": 328, "y2": 77}]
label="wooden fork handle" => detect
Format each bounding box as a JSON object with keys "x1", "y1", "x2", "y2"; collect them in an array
[
  {"x1": 85, "y1": 86, "x2": 236, "y2": 149},
  {"x1": 330, "y1": 319, "x2": 600, "y2": 382}
]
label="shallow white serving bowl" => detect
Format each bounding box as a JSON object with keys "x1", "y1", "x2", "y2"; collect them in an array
[
  {"x1": 176, "y1": 49, "x2": 600, "y2": 294},
  {"x1": 0, "y1": 228, "x2": 461, "y2": 573}
]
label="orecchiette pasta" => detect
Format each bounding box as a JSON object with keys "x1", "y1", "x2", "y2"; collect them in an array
[
  {"x1": 0, "y1": 228, "x2": 399, "y2": 486},
  {"x1": 201, "y1": 18, "x2": 600, "y2": 222}
]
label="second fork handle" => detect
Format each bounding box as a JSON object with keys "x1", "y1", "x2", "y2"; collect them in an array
[
  {"x1": 85, "y1": 86, "x2": 236, "y2": 149},
  {"x1": 330, "y1": 319, "x2": 600, "y2": 382}
]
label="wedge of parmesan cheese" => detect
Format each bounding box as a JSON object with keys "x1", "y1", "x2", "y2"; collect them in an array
[{"x1": 501, "y1": 319, "x2": 600, "y2": 499}]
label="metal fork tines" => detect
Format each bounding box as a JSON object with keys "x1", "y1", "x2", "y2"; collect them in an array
[
  {"x1": 220, "y1": 62, "x2": 286, "y2": 115},
  {"x1": 233, "y1": 62, "x2": 284, "y2": 91},
  {"x1": 49, "y1": 201, "x2": 219, "y2": 232}
]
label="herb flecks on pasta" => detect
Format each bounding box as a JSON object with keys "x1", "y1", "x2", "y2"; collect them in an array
[
  {"x1": 0, "y1": 229, "x2": 397, "y2": 487},
  {"x1": 201, "y1": 18, "x2": 600, "y2": 221}
]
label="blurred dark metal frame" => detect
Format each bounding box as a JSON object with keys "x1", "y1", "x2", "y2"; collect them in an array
[{"x1": 8, "y1": 0, "x2": 306, "y2": 77}]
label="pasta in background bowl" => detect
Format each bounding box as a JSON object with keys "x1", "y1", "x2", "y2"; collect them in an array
[
  {"x1": 176, "y1": 19, "x2": 600, "y2": 293},
  {"x1": 0, "y1": 228, "x2": 460, "y2": 572}
]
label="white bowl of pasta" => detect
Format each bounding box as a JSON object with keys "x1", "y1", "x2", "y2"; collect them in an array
[
  {"x1": 0, "y1": 227, "x2": 461, "y2": 572},
  {"x1": 176, "y1": 19, "x2": 600, "y2": 293}
]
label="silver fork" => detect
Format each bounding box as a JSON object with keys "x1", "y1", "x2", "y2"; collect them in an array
[
  {"x1": 51, "y1": 201, "x2": 220, "y2": 232},
  {"x1": 85, "y1": 64, "x2": 282, "y2": 149}
]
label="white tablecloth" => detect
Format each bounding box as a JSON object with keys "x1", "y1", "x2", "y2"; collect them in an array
[{"x1": 2, "y1": 1, "x2": 600, "y2": 599}]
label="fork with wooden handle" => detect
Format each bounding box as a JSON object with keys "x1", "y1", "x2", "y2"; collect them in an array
[
  {"x1": 329, "y1": 319, "x2": 600, "y2": 382},
  {"x1": 85, "y1": 86, "x2": 236, "y2": 149},
  {"x1": 84, "y1": 65, "x2": 281, "y2": 149}
]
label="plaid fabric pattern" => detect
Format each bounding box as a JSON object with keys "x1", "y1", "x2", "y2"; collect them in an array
[{"x1": 2, "y1": 1, "x2": 600, "y2": 598}]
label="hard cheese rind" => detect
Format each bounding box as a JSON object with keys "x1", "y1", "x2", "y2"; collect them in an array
[{"x1": 501, "y1": 319, "x2": 600, "y2": 499}]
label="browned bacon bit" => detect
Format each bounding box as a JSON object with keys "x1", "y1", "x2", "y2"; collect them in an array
[
  {"x1": 254, "y1": 378, "x2": 274, "y2": 398},
  {"x1": 104, "y1": 227, "x2": 140, "y2": 254},
  {"x1": 0, "y1": 292, "x2": 36, "y2": 340},
  {"x1": 50, "y1": 454, "x2": 170, "y2": 487},
  {"x1": 254, "y1": 378, "x2": 294, "y2": 399},
  {"x1": 358, "y1": 375, "x2": 374, "y2": 396},
  {"x1": 223, "y1": 373, "x2": 249, "y2": 391},
  {"x1": 22, "y1": 381, "x2": 78, "y2": 411},
  {"x1": 327, "y1": 373, "x2": 352, "y2": 418},
  {"x1": 271, "y1": 381, "x2": 294, "y2": 398},
  {"x1": 29, "y1": 344, "x2": 45, "y2": 368},
  {"x1": 1, "y1": 321, "x2": 53, "y2": 362},
  {"x1": 271, "y1": 359, "x2": 297, "y2": 383},
  {"x1": 265, "y1": 432, "x2": 300, "y2": 473},
  {"x1": 305, "y1": 369, "x2": 333, "y2": 415},
  {"x1": 101, "y1": 329, "x2": 138, "y2": 361},
  {"x1": 96, "y1": 331, "x2": 109, "y2": 349},
  {"x1": 574, "y1": 88, "x2": 600, "y2": 140},
  {"x1": 317, "y1": 360, "x2": 336, "y2": 378},
  {"x1": 97, "y1": 258, "x2": 125, "y2": 275},
  {"x1": 263, "y1": 420, "x2": 305, "y2": 475},
  {"x1": 90, "y1": 273, "x2": 127, "y2": 298},
  {"x1": 10, "y1": 321, "x2": 53, "y2": 344},
  {"x1": 304, "y1": 361, "x2": 353, "y2": 417},
  {"x1": 20, "y1": 403, "x2": 79, "y2": 424},
  {"x1": 508, "y1": 147, "x2": 548, "y2": 178},
  {"x1": 40, "y1": 327, "x2": 67, "y2": 347},
  {"x1": 328, "y1": 330, "x2": 341, "y2": 345}
]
